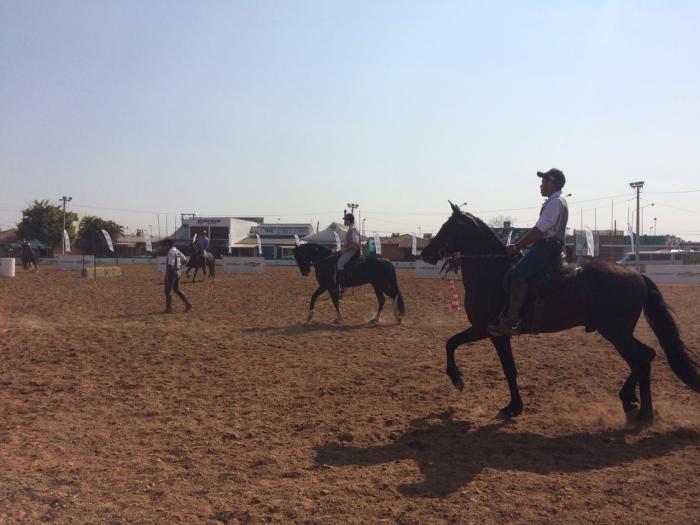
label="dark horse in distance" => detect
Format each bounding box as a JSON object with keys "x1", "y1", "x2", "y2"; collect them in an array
[
  {"x1": 185, "y1": 247, "x2": 216, "y2": 283},
  {"x1": 20, "y1": 243, "x2": 38, "y2": 272},
  {"x1": 421, "y1": 202, "x2": 700, "y2": 425},
  {"x1": 293, "y1": 243, "x2": 406, "y2": 324}
]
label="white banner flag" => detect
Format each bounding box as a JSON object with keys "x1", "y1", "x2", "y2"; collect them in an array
[
  {"x1": 333, "y1": 231, "x2": 341, "y2": 252},
  {"x1": 411, "y1": 233, "x2": 417, "y2": 256},
  {"x1": 63, "y1": 229, "x2": 71, "y2": 253},
  {"x1": 256, "y1": 234, "x2": 262, "y2": 255},
  {"x1": 373, "y1": 232, "x2": 382, "y2": 255},
  {"x1": 144, "y1": 231, "x2": 152, "y2": 253},
  {"x1": 101, "y1": 229, "x2": 114, "y2": 253},
  {"x1": 294, "y1": 234, "x2": 301, "y2": 246},
  {"x1": 627, "y1": 223, "x2": 635, "y2": 244},
  {"x1": 584, "y1": 226, "x2": 595, "y2": 257},
  {"x1": 228, "y1": 232, "x2": 233, "y2": 255}
]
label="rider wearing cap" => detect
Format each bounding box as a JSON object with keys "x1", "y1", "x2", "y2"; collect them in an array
[
  {"x1": 488, "y1": 168, "x2": 569, "y2": 336},
  {"x1": 195, "y1": 228, "x2": 210, "y2": 264},
  {"x1": 337, "y1": 213, "x2": 361, "y2": 296}
]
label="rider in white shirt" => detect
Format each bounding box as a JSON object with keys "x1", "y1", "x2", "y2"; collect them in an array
[
  {"x1": 488, "y1": 168, "x2": 569, "y2": 336},
  {"x1": 336, "y1": 213, "x2": 361, "y2": 296}
]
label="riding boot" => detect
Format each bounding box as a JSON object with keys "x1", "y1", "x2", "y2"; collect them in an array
[
  {"x1": 165, "y1": 294, "x2": 173, "y2": 313},
  {"x1": 488, "y1": 277, "x2": 529, "y2": 336}
]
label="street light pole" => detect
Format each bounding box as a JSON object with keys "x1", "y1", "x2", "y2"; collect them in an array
[
  {"x1": 629, "y1": 182, "x2": 644, "y2": 271},
  {"x1": 60, "y1": 196, "x2": 72, "y2": 255}
]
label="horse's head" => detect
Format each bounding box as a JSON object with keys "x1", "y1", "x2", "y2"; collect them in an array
[
  {"x1": 293, "y1": 245, "x2": 311, "y2": 276},
  {"x1": 422, "y1": 201, "x2": 505, "y2": 265}
]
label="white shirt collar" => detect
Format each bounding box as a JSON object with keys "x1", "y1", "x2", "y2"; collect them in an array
[{"x1": 547, "y1": 190, "x2": 562, "y2": 201}]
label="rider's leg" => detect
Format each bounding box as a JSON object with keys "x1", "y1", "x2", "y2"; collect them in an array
[
  {"x1": 337, "y1": 252, "x2": 353, "y2": 296},
  {"x1": 488, "y1": 240, "x2": 561, "y2": 336}
]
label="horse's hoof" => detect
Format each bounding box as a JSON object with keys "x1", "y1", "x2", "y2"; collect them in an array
[
  {"x1": 624, "y1": 406, "x2": 640, "y2": 424},
  {"x1": 368, "y1": 318, "x2": 379, "y2": 325},
  {"x1": 498, "y1": 403, "x2": 523, "y2": 419},
  {"x1": 455, "y1": 379, "x2": 464, "y2": 392},
  {"x1": 634, "y1": 410, "x2": 654, "y2": 427}
]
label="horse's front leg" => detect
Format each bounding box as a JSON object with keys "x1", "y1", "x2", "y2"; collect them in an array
[
  {"x1": 446, "y1": 326, "x2": 487, "y2": 391},
  {"x1": 491, "y1": 336, "x2": 523, "y2": 418},
  {"x1": 329, "y1": 290, "x2": 343, "y2": 324},
  {"x1": 307, "y1": 286, "x2": 326, "y2": 322}
]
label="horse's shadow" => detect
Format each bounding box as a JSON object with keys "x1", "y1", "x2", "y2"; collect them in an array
[
  {"x1": 315, "y1": 411, "x2": 699, "y2": 498},
  {"x1": 241, "y1": 322, "x2": 394, "y2": 336}
]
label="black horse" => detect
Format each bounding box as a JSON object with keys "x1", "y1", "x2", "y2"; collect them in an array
[
  {"x1": 293, "y1": 243, "x2": 406, "y2": 324},
  {"x1": 20, "y1": 244, "x2": 38, "y2": 272},
  {"x1": 185, "y1": 248, "x2": 215, "y2": 283},
  {"x1": 421, "y1": 202, "x2": 700, "y2": 424}
]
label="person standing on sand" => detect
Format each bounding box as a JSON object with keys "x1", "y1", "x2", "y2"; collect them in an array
[{"x1": 163, "y1": 238, "x2": 192, "y2": 313}]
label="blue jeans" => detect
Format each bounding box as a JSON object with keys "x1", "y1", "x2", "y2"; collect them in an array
[
  {"x1": 337, "y1": 251, "x2": 356, "y2": 270},
  {"x1": 512, "y1": 238, "x2": 563, "y2": 281}
]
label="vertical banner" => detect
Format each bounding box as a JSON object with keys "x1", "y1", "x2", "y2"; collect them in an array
[
  {"x1": 584, "y1": 227, "x2": 595, "y2": 257},
  {"x1": 144, "y1": 231, "x2": 152, "y2": 253},
  {"x1": 256, "y1": 234, "x2": 262, "y2": 255},
  {"x1": 228, "y1": 232, "x2": 232, "y2": 255},
  {"x1": 333, "y1": 231, "x2": 341, "y2": 252},
  {"x1": 101, "y1": 229, "x2": 114, "y2": 253},
  {"x1": 626, "y1": 223, "x2": 635, "y2": 246},
  {"x1": 63, "y1": 229, "x2": 71, "y2": 253},
  {"x1": 506, "y1": 230, "x2": 514, "y2": 246},
  {"x1": 411, "y1": 233, "x2": 417, "y2": 256},
  {"x1": 373, "y1": 232, "x2": 382, "y2": 255},
  {"x1": 294, "y1": 234, "x2": 301, "y2": 246}
]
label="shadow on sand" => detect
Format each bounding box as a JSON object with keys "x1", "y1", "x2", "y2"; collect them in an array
[
  {"x1": 315, "y1": 411, "x2": 699, "y2": 498},
  {"x1": 241, "y1": 322, "x2": 395, "y2": 336}
]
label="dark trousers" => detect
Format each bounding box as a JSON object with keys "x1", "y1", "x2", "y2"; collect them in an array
[
  {"x1": 165, "y1": 270, "x2": 189, "y2": 309},
  {"x1": 512, "y1": 238, "x2": 563, "y2": 281}
]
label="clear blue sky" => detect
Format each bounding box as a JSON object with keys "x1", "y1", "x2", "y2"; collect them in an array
[{"x1": 2, "y1": 1, "x2": 699, "y2": 239}]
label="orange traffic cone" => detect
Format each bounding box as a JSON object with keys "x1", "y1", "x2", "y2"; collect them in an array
[{"x1": 449, "y1": 279, "x2": 460, "y2": 311}]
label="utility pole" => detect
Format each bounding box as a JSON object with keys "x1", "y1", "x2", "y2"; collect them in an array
[
  {"x1": 60, "y1": 196, "x2": 72, "y2": 255},
  {"x1": 346, "y1": 203, "x2": 359, "y2": 219},
  {"x1": 629, "y1": 181, "x2": 644, "y2": 271}
]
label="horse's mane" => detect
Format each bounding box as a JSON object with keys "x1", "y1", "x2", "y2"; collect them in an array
[{"x1": 459, "y1": 212, "x2": 506, "y2": 252}]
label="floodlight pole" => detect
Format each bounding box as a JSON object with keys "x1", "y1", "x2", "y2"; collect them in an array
[
  {"x1": 629, "y1": 181, "x2": 644, "y2": 271},
  {"x1": 60, "y1": 196, "x2": 72, "y2": 255}
]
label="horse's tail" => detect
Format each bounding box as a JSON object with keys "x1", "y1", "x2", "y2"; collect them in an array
[
  {"x1": 209, "y1": 256, "x2": 215, "y2": 282},
  {"x1": 642, "y1": 275, "x2": 700, "y2": 393},
  {"x1": 388, "y1": 263, "x2": 406, "y2": 315}
]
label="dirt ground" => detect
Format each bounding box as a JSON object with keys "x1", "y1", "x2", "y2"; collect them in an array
[{"x1": 1, "y1": 265, "x2": 699, "y2": 524}]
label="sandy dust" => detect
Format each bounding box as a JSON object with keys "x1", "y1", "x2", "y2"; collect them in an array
[{"x1": 1, "y1": 266, "x2": 699, "y2": 524}]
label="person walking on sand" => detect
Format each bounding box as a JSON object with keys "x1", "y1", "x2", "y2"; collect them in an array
[{"x1": 163, "y1": 238, "x2": 192, "y2": 313}]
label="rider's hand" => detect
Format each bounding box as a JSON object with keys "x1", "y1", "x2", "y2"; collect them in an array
[{"x1": 506, "y1": 245, "x2": 519, "y2": 256}]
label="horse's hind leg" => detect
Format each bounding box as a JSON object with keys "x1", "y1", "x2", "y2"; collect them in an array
[
  {"x1": 633, "y1": 339, "x2": 656, "y2": 425},
  {"x1": 600, "y1": 328, "x2": 655, "y2": 424}
]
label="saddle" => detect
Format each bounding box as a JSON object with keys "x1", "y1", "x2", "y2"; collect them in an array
[{"x1": 503, "y1": 252, "x2": 580, "y2": 334}]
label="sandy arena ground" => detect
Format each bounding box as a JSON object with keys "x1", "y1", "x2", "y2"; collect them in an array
[{"x1": 1, "y1": 265, "x2": 699, "y2": 524}]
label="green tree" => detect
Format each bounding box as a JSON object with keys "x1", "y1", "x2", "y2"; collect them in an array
[
  {"x1": 16, "y1": 200, "x2": 78, "y2": 247},
  {"x1": 76, "y1": 216, "x2": 124, "y2": 256}
]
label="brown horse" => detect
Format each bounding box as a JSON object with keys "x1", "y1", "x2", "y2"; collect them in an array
[
  {"x1": 421, "y1": 203, "x2": 700, "y2": 425},
  {"x1": 185, "y1": 249, "x2": 215, "y2": 283}
]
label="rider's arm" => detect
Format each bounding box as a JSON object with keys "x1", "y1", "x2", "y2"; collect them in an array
[{"x1": 514, "y1": 227, "x2": 544, "y2": 252}]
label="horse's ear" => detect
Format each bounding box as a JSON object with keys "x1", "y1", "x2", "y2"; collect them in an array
[{"x1": 449, "y1": 201, "x2": 460, "y2": 215}]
